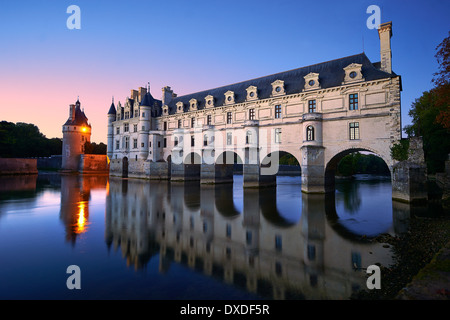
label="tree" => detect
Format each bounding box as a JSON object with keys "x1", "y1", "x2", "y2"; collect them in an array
[
  {"x1": 403, "y1": 32, "x2": 450, "y2": 173},
  {"x1": 84, "y1": 141, "x2": 107, "y2": 155}
]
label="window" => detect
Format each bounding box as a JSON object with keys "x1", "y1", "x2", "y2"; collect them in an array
[
  {"x1": 142, "y1": 112, "x2": 145, "y2": 118},
  {"x1": 174, "y1": 137, "x2": 178, "y2": 147},
  {"x1": 158, "y1": 141, "x2": 161, "y2": 148},
  {"x1": 307, "y1": 244, "x2": 316, "y2": 261},
  {"x1": 246, "y1": 131, "x2": 252, "y2": 144},
  {"x1": 163, "y1": 138, "x2": 167, "y2": 148},
  {"x1": 133, "y1": 124, "x2": 137, "y2": 132},
  {"x1": 207, "y1": 115, "x2": 212, "y2": 125},
  {"x1": 178, "y1": 119, "x2": 182, "y2": 128},
  {"x1": 249, "y1": 109, "x2": 255, "y2": 120},
  {"x1": 142, "y1": 125, "x2": 145, "y2": 131},
  {"x1": 124, "y1": 111, "x2": 130, "y2": 119},
  {"x1": 227, "y1": 112, "x2": 232, "y2": 124},
  {"x1": 191, "y1": 135, "x2": 195, "y2": 147},
  {"x1": 349, "y1": 122, "x2": 360, "y2": 140},
  {"x1": 134, "y1": 110, "x2": 139, "y2": 117},
  {"x1": 246, "y1": 230, "x2": 252, "y2": 245},
  {"x1": 308, "y1": 100, "x2": 316, "y2": 113},
  {"x1": 133, "y1": 138, "x2": 137, "y2": 149},
  {"x1": 275, "y1": 235, "x2": 282, "y2": 251},
  {"x1": 163, "y1": 121, "x2": 167, "y2": 131},
  {"x1": 123, "y1": 137, "x2": 129, "y2": 149},
  {"x1": 115, "y1": 140, "x2": 119, "y2": 150},
  {"x1": 275, "y1": 128, "x2": 282, "y2": 143},
  {"x1": 275, "y1": 105, "x2": 282, "y2": 118},
  {"x1": 116, "y1": 127, "x2": 120, "y2": 134},
  {"x1": 306, "y1": 126, "x2": 314, "y2": 141},
  {"x1": 352, "y1": 251, "x2": 362, "y2": 270},
  {"x1": 203, "y1": 135, "x2": 208, "y2": 146},
  {"x1": 141, "y1": 142, "x2": 144, "y2": 148},
  {"x1": 349, "y1": 93, "x2": 358, "y2": 110},
  {"x1": 124, "y1": 123, "x2": 129, "y2": 132},
  {"x1": 226, "y1": 224, "x2": 232, "y2": 238},
  {"x1": 191, "y1": 117, "x2": 195, "y2": 128},
  {"x1": 227, "y1": 133, "x2": 232, "y2": 145}
]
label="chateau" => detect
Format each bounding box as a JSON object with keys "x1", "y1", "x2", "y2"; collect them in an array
[{"x1": 107, "y1": 22, "x2": 402, "y2": 193}]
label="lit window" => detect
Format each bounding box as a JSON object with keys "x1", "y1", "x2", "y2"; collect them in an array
[
  {"x1": 349, "y1": 93, "x2": 358, "y2": 110},
  {"x1": 349, "y1": 122, "x2": 360, "y2": 140}
]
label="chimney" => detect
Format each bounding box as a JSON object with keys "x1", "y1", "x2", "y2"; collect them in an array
[
  {"x1": 138, "y1": 87, "x2": 147, "y2": 102},
  {"x1": 130, "y1": 89, "x2": 139, "y2": 101},
  {"x1": 162, "y1": 86, "x2": 174, "y2": 106},
  {"x1": 378, "y1": 21, "x2": 392, "y2": 73},
  {"x1": 69, "y1": 104, "x2": 76, "y2": 120}
]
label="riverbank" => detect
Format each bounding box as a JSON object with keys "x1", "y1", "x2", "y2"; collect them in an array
[{"x1": 351, "y1": 213, "x2": 450, "y2": 300}]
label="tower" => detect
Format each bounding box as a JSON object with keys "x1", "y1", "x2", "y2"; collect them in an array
[
  {"x1": 138, "y1": 84, "x2": 153, "y2": 160},
  {"x1": 62, "y1": 99, "x2": 92, "y2": 171},
  {"x1": 107, "y1": 97, "x2": 116, "y2": 160}
]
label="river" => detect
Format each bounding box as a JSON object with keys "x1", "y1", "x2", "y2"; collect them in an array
[{"x1": 0, "y1": 173, "x2": 411, "y2": 300}]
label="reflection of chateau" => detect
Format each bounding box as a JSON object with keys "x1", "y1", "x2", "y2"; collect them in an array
[
  {"x1": 59, "y1": 175, "x2": 108, "y2": 244},
  {"x1": 105, "y1": 178, "x2": 400, "y2": 299}
]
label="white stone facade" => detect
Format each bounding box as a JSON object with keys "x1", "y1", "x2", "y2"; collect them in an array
[{"x1": 107, "y1": 22, "x2": 401, "y2": 192}]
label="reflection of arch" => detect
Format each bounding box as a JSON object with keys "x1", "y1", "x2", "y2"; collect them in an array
[
  {"x1": 324, "y1": 192, "x2": 372, "y2": 243},
  {"x1": 122, "y1": 157, "x2": 128, "y2": 178},
  {"x1": 184, "y1": 182, "x2": 200, "y2": 211},
  {"x1": 215, "y1": 184, "x2": 241, "y2": 217},
  {"x1": 167, "y1": 154, "x2": 172, "y2": 178},
  {"x1": 324, "y1": 148, "x2": 391, "y2": 193},
  {"x1": 259, "y1": 187, "x2": 298, "y2": 227}
]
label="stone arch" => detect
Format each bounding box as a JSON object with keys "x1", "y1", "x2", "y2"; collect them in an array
[
  {"x1": 260, "y1": 150, "x2": 301, "y2": 176},
  {"x1": 184, "y1": 152, "x2": 202, "y2": 165},
  {"x1": 324, "y1": 147, "x2": 391, "y2": 193}
]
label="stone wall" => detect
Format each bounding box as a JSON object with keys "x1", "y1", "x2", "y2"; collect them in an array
[
  {"x1": 36, "y1": 155, "x2": 62, "y2": 170},
  {"x1": 79, "y1": 154, "x2": 109, "y2": 173},
  {"x1": 0, "y1": 158, "x2": 38, "y2": 175}
]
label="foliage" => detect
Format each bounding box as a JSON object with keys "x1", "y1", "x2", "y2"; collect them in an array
[
  {"x1": 404, "y1": 32, "x2": 450, "y2": 173},
  {"x1": 0, "y1": 121, "x2": 62, "y2": 158},
  {"x1": 84, "y1": 141, "x2": 107, "y2": 155},
  {"x1": 279, "y1": 153, "x2": 299, "y2": 166},
  {"x1": 390, "y1": 139, "x2": 410, "y2": 161},
  {"x1": 336, "y1": 152, "x2": 390, "y2": 177}
]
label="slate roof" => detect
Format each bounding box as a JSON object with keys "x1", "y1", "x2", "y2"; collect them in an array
[
  {"x1": 166, "y1": 53, "x2": 397, "y2": 115},
  {"x1": 140, "y1": 91, "x2": 161, "y2": 107},
  {"x1": 64, "y1": 100, "x2": 90, "y2": 126},
  {"x1": 107, "y1": 101, "x2": 116, "y2": 115}
]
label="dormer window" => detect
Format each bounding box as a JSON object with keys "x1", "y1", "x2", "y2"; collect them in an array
[
  {"x1": 343, "y1": 63, "x2": 364, "y2": 84},
  {"x1": 304, "y1": 73, "x2": 320, "y2": 91},
  {"x1": 271, "y1": 80, "x2": 285, "y2": 96},
  {"x1": 176, "y1": 101, "x2": 184, "y2": 114},
  {"x1": 246, "y1": 86, "x2": 258, "y2": 101},
  {"x1": 205, "y1": 95, "x2": 214, "y2": 108},
  {"x1": 224, "y1": 91, "x2": 235, "y2": 105},
  {"x1": 163, "y1": 105, "x2": 169, "y2": 115},
  {"x1": 189, "y1": 99, "x2": 198, "y2": 111}
]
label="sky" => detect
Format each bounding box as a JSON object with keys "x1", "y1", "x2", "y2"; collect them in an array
[{"x1": 0, "y1": 0, "x2": 449, "y2": 144}]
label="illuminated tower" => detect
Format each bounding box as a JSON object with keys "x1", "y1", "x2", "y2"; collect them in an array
[{"x1": 62, "y1": 98, "x2": 92, "y2": 171}]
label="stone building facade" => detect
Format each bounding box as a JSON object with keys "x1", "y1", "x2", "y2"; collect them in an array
[{"x1": 108, "y1": 22, "x2": 402, "y2": 193}]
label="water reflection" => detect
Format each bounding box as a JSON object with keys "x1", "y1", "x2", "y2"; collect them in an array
[
  {"x1": 105, "y1": 177, "x2": 398, "y2": 300},
  {"x1": 60, "y1": 174, "x2": 108, "y2": 244}
]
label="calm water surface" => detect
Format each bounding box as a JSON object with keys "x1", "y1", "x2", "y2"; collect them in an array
[{"x1": 0, "y1": 173, "x2": 405, "y2": 300}]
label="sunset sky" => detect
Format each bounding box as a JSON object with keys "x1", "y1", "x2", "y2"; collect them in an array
[{"x1": 1, "y1": 0, "x2": 449, "y2": 144}]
